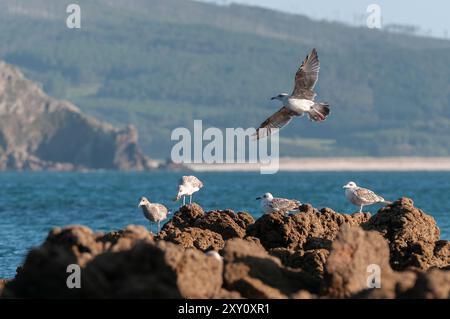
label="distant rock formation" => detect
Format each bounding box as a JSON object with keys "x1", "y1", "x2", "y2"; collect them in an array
[
  {"x1": 1, "y1": 198, "x2": 449, "y2": 298},
  {"x1": 0, "y1": 61, "x2": 157, "y2": 171}
]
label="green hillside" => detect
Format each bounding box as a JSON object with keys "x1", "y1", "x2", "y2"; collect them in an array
[{"x1": 1, "y1": 0, "x2": 450, "y2": 158}]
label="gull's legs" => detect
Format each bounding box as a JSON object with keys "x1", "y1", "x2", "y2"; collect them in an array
[
  {"x1": 190, "y1": 195, "x2": 192, "y2": 204},
  {"x1": 183, "y1": 196, "x2": 186, "y2": 206},
  {"x1": 359, "y1": 205, "x2": 363, "y2": 213},
  {"x1": 157, "y1": 221, "x2": 161, "y2": 234}
]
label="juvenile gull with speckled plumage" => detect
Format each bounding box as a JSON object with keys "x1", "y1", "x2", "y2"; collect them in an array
[
  {"x1": 138, "y1": 197, "x2": 169, "y2": 233},
  {"x1": 256, "y1": 192, "x2": 301, "y2": 214},
  {"x1": 343, "y1": 181, "x2": 392, "y2": 213},
  {"x1": 255, "y1": 48, "x2": 330, "y2": 139}
]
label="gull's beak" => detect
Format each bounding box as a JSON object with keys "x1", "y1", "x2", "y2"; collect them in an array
[
  {"x1": 138, "y1": 203, "x2": 142, "y2": 208},
  {"x1": 270, "y1": 96, "x2": 276, "y2": 100},
  {"x1": 342, "y1": 185, "x2": 348, "y2": 189},
  {"x1": 256, "y1": 197, "x2": 261, "y2": 200}
]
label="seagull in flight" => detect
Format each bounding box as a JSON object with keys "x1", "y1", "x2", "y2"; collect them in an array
[
  {"x1": 343, "y1": 181, "x2": 392, "y2": 213},
  {"x1": 256, "y1": 192, "x2": 301, "y2": 214},
  {"x1": 255, "y1": 48, "x2": 330, "y2": 139}
]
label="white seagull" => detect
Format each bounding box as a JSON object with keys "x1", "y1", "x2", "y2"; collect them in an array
[
  {"x1": 256, "y1": 192, "x2": 301, "y2": 214},
  {"x1": 255, "y1": 48, "x2": 330, "y2": 139},
  {"x1": 138, "y1": 197, "x2": 169, "y2": 234},
  {"x1": 175, "y1": 175, "x2": 204, "y2": 205},
  {"x1": 343, "y1": 181, "x2": 392, "y2": 213}
]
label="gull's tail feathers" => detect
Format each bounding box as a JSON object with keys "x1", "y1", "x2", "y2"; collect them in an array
[{"x1": 307, "y1": 103, "x2": 330, "y2": 122}]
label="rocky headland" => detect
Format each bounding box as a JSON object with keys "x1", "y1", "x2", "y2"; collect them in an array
[
  {"x1": 0, "y1": 61, "x2": 157, "y2": 171},
  {"x1": 1, "y1": 198, "x2": 449, "y2": 298}
]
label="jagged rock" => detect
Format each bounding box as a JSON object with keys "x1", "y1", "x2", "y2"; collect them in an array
[
  {"x1": 364, "y1": 198, "x2": 447, "y2": 270},
  {"x1": 159, "y1": 204, "x2": 253, "y2": 251},
  {"x1": 247, "y1": 204, "x2": 371, "y2": 251},
  {"x1": 269, "y1": 248, "x2": 329, "y2": 280},
  {"x1": 42, "y1": 225, "x2": 103, "y2": 266},
  {"x1": 194, "y1": 210, "x2": 254, "y2": 240},
  {"x1": 160, "y1": 227, "x2": 225, "y2": 251},
  {"x1": 323, "y1": 225, "x2": 393, "y2": 298},
  {"x1": 82, "y1": 241, "x2": 223, "y2": 298},
  {"x1": 0, "y1": 61, "x2": 156, "y2": 171},
  {"x1": 222, "y1": 238, "x2": 320, "y2": 298},
  {"x1": 401, "y1": 268, "x2": 450, "y2": 299},
  {"x1": 98, "y1": 224, "x2": 154, "y2": 252},
  {"x1": 2, "y1": 200, "x2": 449, "y2": 299},
  {"x1": 352, "y1": 270, "x2": 417, "y2": 299}
]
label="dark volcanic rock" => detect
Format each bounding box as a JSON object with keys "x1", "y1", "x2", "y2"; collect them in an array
[
  {"x1": 82, "y1": 241, "x2": 223, "y2": 298},
  {"x1": 247, "y1": 204, "x2": 371, "y2": 251},
  {"x1": 401, "y1": 268, "x2": 450, "y2": 299},
  {"x1": 159, "y1": 227, "x2": 225, "y2": 251},
  {"x1": 3, "y1": 201, "x2": 449, "y2": 299},
  {"x1": 98, "y1": 224, "x2": 154, "y2": 252},
  {"x1": 159, "y1": 204, "x2": 254, "y2": 251},
  {"x1": 323, "y1": 225, "x2": 393, "y2": 298},
  {"x1": 363, "y1": 197, "x2": 448, "y2": 270},
  {"x1": 3, "y1": 225, "x2": 221, "y2": 298},
  {"x1": 222, "y1": 238, "x2": 320, "y2": 298},
  {"x1": 194, "y1": 210, "x2": 253, "y2": 240}
]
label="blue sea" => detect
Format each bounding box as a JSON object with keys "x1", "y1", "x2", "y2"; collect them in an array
[{"x1": 0, "y1": 171, "x2": 449, "y2": 278}]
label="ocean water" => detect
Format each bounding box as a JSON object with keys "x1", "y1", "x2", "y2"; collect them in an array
[{"x1": 0, "y1": 171, "x2": 449, "y2": 278}]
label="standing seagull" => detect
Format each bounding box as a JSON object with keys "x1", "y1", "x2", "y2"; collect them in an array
[
  {"x1": 138, "y1": 197, "x2": 169, "y2": 234},
  {"x1": 255, "y1": 48, "x2": 330, "y2": 139},
  {"x1": 343, "y1": 181, "x2": 392, "y2": 213},
  {"x1": 175, "y1": 175, "x2": 204, "y2": 205},
  {"x1": 256, "y1": 192, "x2": 301, "y2": 214}
]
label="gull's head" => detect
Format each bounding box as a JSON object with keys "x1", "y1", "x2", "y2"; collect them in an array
[
  {"x1": 271, "y1": 93, "x2": 289, "y2": 101},
  {"x1": 256, "y1": 192, "x2": 273, "y2": 201},
  {"x1": 175, "y1": 185, "x2": 185, "y2": 201},
  {"x1": 138, "y1": 197, "x2": 150, "y2": 207},
  {"x1": 343, "y1": 181, "x2": 357, "y2": 189}
]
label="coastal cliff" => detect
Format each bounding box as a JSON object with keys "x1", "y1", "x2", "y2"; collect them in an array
[
  {"x1": 0, "y1": 61, "x2": 156, "y2": 171},
  {"x1": 1, "y1": 198, "x2": 449, "y2": 298}
]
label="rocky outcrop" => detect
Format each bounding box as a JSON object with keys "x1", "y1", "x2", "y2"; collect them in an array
[
  {"x1": 158, "y1": 204, "x2": 254, "y2": 251},
  {"x1": 247, "y1": 204, "x2": 371, "y2": 251},
  {"x1": 2, "y1": 198, "x2": 449, "y2": 299},
  {"x1": 323, "y1": 225, "x2": 394, "y2": 298},
  {"x1": 363, "y1": 198, "x2": 449, "y2": 271},
  {"x1": 222, "y1": 238, "x2": 320, "y2": 298},
  {"x1": 0, "y1": 61, "x2": 157, "y2": 171}
]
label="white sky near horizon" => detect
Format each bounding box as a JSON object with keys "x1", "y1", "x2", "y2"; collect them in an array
[{"x1": 201, "y1": 0, "x2": 450, "y2": 39}]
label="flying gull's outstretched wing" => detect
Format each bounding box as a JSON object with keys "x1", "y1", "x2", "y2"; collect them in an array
[
  {"x1": 254, "y1": 106, "x2": 296, "y2": 139},
  {"x1": 291, "y1": 48, "x2": 320, "y2": 100}
]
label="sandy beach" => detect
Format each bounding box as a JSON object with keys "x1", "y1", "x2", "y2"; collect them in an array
[{"x1": 186, "y1": 157, "x2": 450, "y2": 172}]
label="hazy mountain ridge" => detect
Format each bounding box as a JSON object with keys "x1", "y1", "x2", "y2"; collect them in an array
[
  {"x1": 1, "y1": 0, "x2": 449, "y2": 158},
  {"x1": 0, "y1": 61, "x2": 156, "y2": 171}
]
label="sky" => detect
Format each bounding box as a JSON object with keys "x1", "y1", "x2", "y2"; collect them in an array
[{"x1": 202, "y1": 0, "x2": 450, "y2": 39}]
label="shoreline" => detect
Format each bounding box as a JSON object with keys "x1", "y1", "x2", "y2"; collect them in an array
[{"x1": 186, "y1": 157, "x2": 450, "y2": 172}]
